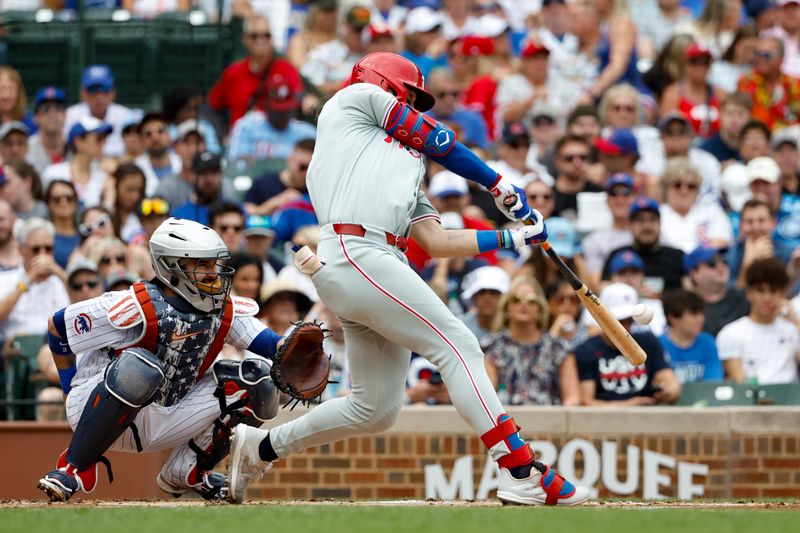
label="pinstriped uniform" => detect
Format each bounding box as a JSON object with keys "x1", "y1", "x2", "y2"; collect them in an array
[
  {"x1": 62, "y1": 289, "x2": 268, "y2": 488},
  {"x1": 268, "y1": 83, "x2": 508, "y2": 460}
]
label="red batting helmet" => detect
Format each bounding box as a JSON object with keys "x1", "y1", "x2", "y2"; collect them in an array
[{"x1": 350, "y1": 52, "x2": 435, "y2": 112}]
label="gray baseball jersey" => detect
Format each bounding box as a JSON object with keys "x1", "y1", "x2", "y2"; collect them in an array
[
  {"x1": 307, "y1": 83, "x2": 438, "y2": 237},
  {"x1": 268, "y1": 83, "x2": 510, "y2": 462}
]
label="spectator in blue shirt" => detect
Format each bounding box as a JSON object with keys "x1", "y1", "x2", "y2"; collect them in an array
[
  {"x1": 172, "y1": 151, "x2": 233, "y2": 226},
  {"x1": 659, "y1": 288, "x2": 724, "y2": 384},
  {"x1": 227, "y1": 62, "x2": 316, "y2": 170},
  {"x1": 401, "y1": 7, "x2": 447, "y2": 78},
  {"x1": 244, "y1": 138, "x2": 315, "y2": 217},
  {"x1": 427, "y1": 68, "x2": 490, "y2": 149},
  {"x1": 698, "y1": 91, "x2": 751, "y2": 164}
]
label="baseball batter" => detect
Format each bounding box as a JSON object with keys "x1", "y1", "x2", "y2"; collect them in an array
[
  {"x1": 227, "y1": 53, "x2": 589, "y2": 506},
  {"x1": 37, "y1": 218, "x2": 284, "y2": 502}
]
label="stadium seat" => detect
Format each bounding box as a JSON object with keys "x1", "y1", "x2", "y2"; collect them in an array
[
  {"x1": 3, "y1": 334, "x2": 47, "y2": 421},
  {"x1": 755, "y1": 384, "x2": 800, "y2": 406},
  {"x1": 2, "y1": 22, "x2": 80, "y2": 103},
  {"x1": 676, "y1": 381, "x2": 756, "y2": 407},
  {"x1": 86, "y1": 22, "x2": 155, "y2": 108}
]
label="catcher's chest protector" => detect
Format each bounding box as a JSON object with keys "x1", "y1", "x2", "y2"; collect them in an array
[{"x1": 114, "y1": 282, "x2": 232, "y2": 407}]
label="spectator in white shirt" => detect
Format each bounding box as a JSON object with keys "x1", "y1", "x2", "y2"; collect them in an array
[
  {"x1": 0, "y1": 217, "x2": 69, "y2": 340},
  {"x1": 64, "y1": 65, "x2": 142, "y2": 158},
  {"x1": 43, "y1": 117, "x2": 112, "y2": 209},
  {"x1": 658, "y1": 157, "x2": 733, "y2": 253},
  {"x1": 650, "y1": 112, "x2": 722, "y2": 204},
  {"x1": 717, "y1": 257, "x2": 800, "y2": 384}
]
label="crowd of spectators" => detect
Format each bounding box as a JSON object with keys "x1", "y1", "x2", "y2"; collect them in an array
[{"x1": 2, "y1": 0, "x2": 800, "y2": 420}]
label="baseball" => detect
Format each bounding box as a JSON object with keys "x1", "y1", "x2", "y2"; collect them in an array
[{"x1": 632, "y1": 303, "x2": 653, "y2": 325}]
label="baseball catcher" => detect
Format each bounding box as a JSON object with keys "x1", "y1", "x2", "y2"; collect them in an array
[{"x1": 37, "y1": 218, "x2": 329, "y2": 501}]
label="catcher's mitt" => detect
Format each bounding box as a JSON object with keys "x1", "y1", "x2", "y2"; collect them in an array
[{"x1": 271, "y1": 321, "x2": 331, "y2": 406}]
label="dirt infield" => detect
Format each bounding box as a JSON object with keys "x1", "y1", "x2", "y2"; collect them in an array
[{"x1": 2, "y1": 499, "x2": 798, "y2": 509}]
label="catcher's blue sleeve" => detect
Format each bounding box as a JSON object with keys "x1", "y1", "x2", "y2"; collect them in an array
[{"x1": 247, "y1": 328, "x2": 283, "y2": 359}]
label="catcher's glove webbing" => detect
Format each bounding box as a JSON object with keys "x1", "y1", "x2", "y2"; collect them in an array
[{"x1": 271, "y1": 321, "x2": 332, "y2": 408}]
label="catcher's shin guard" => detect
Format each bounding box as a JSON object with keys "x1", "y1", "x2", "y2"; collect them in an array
[
  {"x1": 66, "y1": 348, "x2": 165, "y2": 470},
  {"x1": 186, "y1": 358, "x2": 279, "y2": 480}
]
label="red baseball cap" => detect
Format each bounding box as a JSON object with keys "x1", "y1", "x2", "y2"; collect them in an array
[
  {"x1": 264, "y1": 62, "x2": 303, "y2": 112},
  {"x1": 685, "y1": 43, "x2": 712, "y2": 60},
  {"x1": 367, "y1": 23, "x2": 394, "y2": 41},
  {"x1": 521, "y1": 40, "x2": 550, "y2": 58},
  {"x1": 457, "y1": 35, "x2": 494, "y2": 57}
]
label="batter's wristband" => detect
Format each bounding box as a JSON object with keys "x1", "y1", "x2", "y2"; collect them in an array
[
  {"x1": 477, "y1": 230, "x2": 501, "y2": 252},
  {"x1": 58, "y1": 366, "x2": 76, "y2": 396},
  {"x1": 477, "y1": 230, "x2": 513, "y2": 252}
]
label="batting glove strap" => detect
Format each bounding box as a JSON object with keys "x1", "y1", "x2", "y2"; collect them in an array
[
  {"x1": 502, "y1": 210, "x2": 548, "y2": 250},
  {"x1": 489, "y1": 177, "x2": 532, "y2": 222}
]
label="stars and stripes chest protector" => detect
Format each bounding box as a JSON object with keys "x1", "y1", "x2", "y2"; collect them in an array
[{"x1": 112, "y1": 282, "x2": 232, "y2": 407}]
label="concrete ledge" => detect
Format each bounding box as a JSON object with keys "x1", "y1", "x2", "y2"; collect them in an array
[{"x1": 266, "y1": 406, "x2": 800, "y2": 435}]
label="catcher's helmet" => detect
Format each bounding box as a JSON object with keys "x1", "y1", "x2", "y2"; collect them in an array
[
  {"x1": 149, "y1": 217, "x2": 233, "y2": 314},
  {"x1": 350, "y1": 52, "x2": 435, "y2": 112}
]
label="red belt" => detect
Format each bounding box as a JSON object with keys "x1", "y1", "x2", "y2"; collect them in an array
[{"x1": 332, "y1": 223, "x2": 409, "y2": 252}]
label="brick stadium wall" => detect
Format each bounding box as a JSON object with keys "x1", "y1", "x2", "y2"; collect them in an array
[
  {"x1": 2, "y1": 407, "x2": 798, "y2": 500},
  {"x1": 248, "y1": 433, "x2": 800, "y2": 500},
  {"x1": 248, "y1": 406, "x2": 800, "y2": 501}
]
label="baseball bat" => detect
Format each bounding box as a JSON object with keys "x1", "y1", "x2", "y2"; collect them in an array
[{"x1": 521, "y1": 216, "x2": 647, "y2": 366}]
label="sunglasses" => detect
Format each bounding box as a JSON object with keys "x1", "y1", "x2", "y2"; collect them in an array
[
  {"x1": 86, "y1": 85, "x2": 111, "y2": 95},
  {"x1": 37, "y1": 102, "x2": 65, "y2": 113},
  {"x1": 510, "y1": 294, "x2": 539, "y2": 305},
  {"x1": 70, "y1": 279, "x2": 100, "y2": 291},
  {"x1": 533, "y1": 117, "x2": 556, "y2": 128},
  {"x1": 704, "y1": 257, "x2": 727, "y2": 269},
  {"x1": 100, "y1": 254, "x2": 126, "y2": 265},
  {"x1": 30, "y1": 244, "x2": 54, "y2": 254},
  {"x1": 139, "y1": 198, "x2": 170, "y2": 217},
  {"x1": 436, "y1": 90, "x2": 461, "y2": 99},
  {"x1": 78, "y1": 213, "x2": 110, "y2": 238},
  {"x1": 527, "y1": 193, "x2": 553, "y2": 201},
  {"x1": 611, "y1": 104, "x2": 636, "y2": 113},
  {"x1": 143, "y1": 127, "x2": 166, "y2": 138},
  {"x1": 247, "y1": 32, "x2": 272, "y2": 41},
  {"x1": 608, "y1": 186, "x2": 633, "y2": 197},
  {"x1": 508, "y1": 141, "x2": 529, "y2": 149},
  {"x1": 561, "y1": 153, "x2": 589, "y2": 163},
  {"x1": 754, "y1": 50, "x2": 778, "y2": 60},
  {"x1": 219, "y1": 224, "x2": 244, "y2": 233},
  {"x1": 688, "y1": 57, "x2": 712, "y2": 66},
  {"x1": 50, "y1": 194, "x2": 76, "y2": 204},
  {"x1": 670, "y1": 181, "x2": 699, "y2": 191},
  {"x1": 664, "y1": 127, "x2": 690, "y2": 137}
]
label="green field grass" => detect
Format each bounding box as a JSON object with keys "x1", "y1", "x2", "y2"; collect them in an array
[{"x1": 2, "y1": 505, "x2": 798, "y2": 533}]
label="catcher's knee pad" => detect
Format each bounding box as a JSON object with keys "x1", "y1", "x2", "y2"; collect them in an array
[
  {"x1": 213, "y1": 358, "x2": 278, "y2": 423},
  {"x1": 66, "y1": 349, "x2": 165, "y2": 470}
]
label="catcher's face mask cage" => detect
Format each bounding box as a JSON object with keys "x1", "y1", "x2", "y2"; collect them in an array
[{"x1": 161, "y1": 252, "x2": 233, "y2": 315}]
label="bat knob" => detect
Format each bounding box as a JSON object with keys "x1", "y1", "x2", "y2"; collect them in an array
[{"x1": 502, "y1": 194, "x2": 517, "y2": 207}]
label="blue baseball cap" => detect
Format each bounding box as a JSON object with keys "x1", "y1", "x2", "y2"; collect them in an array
[
  {"x1": 629, "y1": 196, "x2": 660, "y2": 219},
  {"x1": 82, "y1": 65, "x2": 115, "y2": 91},
  {"x1": 608, "y1": 250, "x2": 644, "y2": 275},
  {"x1": 683, "y1": 245, "x2": 726, "y2": 273},
  {"x1": 595, "y1": 128, "x2": 639, "y2": 158},
  {"x1": 547, "y1": 217, "x2": 578, "y2": 258},
  {"x1": 33, "y1": 86, "x2": 66, "y2": 111},
  {"x1": 67, "y1": 116, "x2": 113, "y2": 148},
  {"x1": 244, "y1": 214, "x2": 276, "y2": 238},
  {"x1": 605, "y1": 173, "x2": 634, "y2": 192}
]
